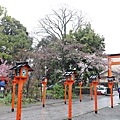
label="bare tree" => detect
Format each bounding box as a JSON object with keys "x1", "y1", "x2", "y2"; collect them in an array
[
  {"x1": 37, "y1": 4, "x2": 85, "y2": 40},
  {"x1": 35, "y1": 5, "x2": 86, "y2": 72},
  {"x1": 32, "y1": 5, "x2": 106, "y2": 86}
]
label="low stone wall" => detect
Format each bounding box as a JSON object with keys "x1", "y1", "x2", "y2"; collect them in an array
[{"x1": 75, "y1": 88, "x2": 90, "y2": 95}]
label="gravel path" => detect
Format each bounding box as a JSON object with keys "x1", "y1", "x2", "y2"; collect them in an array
[{"x1": 0, "y1": 91, "x2": 120, "y2": 120}]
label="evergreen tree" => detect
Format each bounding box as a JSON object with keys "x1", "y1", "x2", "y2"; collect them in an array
[
  {"x1": 73, "y1": 23, "x2": 105, "y2": 54},
  {"x1": 0, "y1": 6, "x2": 33, "y2": 62}
]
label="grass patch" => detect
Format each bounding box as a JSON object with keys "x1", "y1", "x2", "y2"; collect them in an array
[{"x1": 75, "y1": 86, "x2": 90, "y2": 88}]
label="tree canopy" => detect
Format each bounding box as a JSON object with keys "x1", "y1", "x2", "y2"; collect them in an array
[
  {"x1": 0, "y1": 4, "x2": 109, "y2": 100},
  {"x1": 0, "y1": 6, "x2": 33, "y2": 62},
  {"x1": 33, "y1": 5, "x2": 106, "y2": 85},
  {"x1": 73, "y1": 23, "x2": 105, "y2": 54}
]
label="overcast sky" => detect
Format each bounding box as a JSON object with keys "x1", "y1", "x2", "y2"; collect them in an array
[{"x1": 1, "y1": 0, "x2": 120, "y2": 54}]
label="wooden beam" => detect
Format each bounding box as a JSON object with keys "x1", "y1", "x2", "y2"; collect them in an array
[
  {"x1": 111, "y1": 61, "x2": 120, "y2": 65},
  {"x1": 108, "y1": 55, "x2": 120, "y2": 58}
]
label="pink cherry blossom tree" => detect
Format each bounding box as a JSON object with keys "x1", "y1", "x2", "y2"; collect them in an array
[
  {"x1": 0, "y1": 58, "x2": 12, "y2": 78},
  {"x1": 0, "y1": 58, "x2": 12, "y2": 97}
]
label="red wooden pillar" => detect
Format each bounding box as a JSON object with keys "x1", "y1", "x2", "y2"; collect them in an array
[
  {"x1": 79, "y1": 82, "x2": 82, "y2": 102},
  {"x1": 16, "y1": 80, "x2": 23, "y2": 120},
  {"x1": 64, "y1": 82, "x2": 67, "y2": 104},
  {"x1": 10, "y1": 62, "x2": 33, "y2": 120},
  {"x1": 93, "y1": 81, "x2": 98, "y2": 114},
  {"x1": 108, "y1": 57, "x2": 112, "y2": 77},
  {"x1": 16, "y1": 66, "x2": 29, "y2": 120},
  {"x1": 67, "y1": 81, "x2": 74, "y2": 120},
  {"x1": 42, "y1": 78, "x2": 48, "y2": 107},
  {"x1": 108, "y1": 80, "x2": 114, "y2": 108},
  {"x1": 64, "y1": 71, "x2": 76, "y2": 120},
  {"x1": 11, "y1": 79, "x2": 17, "y2": 112},
  {"x1": 90, "y1": 83, "x2": 93, "y2": 100},
  {"x1": 108, "y1": 57, "x2": 114, "y2": 108},
  {"x1": 42, "y1": 82, "x2": 46, "y2": 107}
]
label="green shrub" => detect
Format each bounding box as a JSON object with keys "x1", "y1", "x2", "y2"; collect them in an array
[
  {"x1": 51, "y1": 83, "x2": 78, "y2": 99},
  {"x1": 0, "y1": 93, "x2": 12, "y2": 105},
  {"x1": 52, "y1": 83, "x2": 64, "y2": 99}
]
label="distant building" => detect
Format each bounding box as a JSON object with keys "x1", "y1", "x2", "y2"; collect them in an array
[{"x1": 99, "y1": 70, "x2": 119, "y2": 89}]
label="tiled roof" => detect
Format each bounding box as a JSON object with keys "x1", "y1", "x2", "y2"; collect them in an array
[{"x1": 9, "y1": 62, "x2": 33, "y2": 71}]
